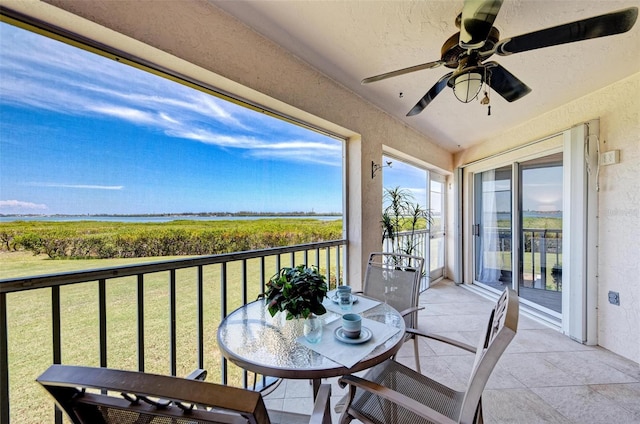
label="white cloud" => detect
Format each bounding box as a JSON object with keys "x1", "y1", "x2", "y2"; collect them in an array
[
  {"x1": 167, "y1": 128, "x2": 342, "y2": 164},
  {"x1": 88, "y1": 105, "x2": 159, "y2": 125},
  {"x1": 24, "y1": 183, "x2": 124, "y2": 190},
  {"x1": 0, "y1": 22, "x2": 341, "y2": 167},
  {"x1": 0, "y1": 200, "x2": 47, "y2": 210}
]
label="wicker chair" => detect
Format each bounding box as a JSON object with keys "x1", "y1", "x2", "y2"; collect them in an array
[
  {"x1": 338, "y1": 288, "x2": 519, "y2": 424},
  {"x1": 361, "y1": 252, "x2": 425, "y2": 372},
  {"x1": 37, "y1": 365, "x2": 332, "y2": 424}
]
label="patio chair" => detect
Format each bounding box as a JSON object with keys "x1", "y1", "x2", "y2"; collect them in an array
[
  {"x1": 338, "y1": 287, "x2": 519, "y2": 424},
  {"x1": 37, "y1": 365, "x2": 332, "y2": 424},
  {"x1": 361, "y1": 252, "x2": 425, "y2": 372}
]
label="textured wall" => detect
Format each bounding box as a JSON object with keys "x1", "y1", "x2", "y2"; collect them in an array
[
  {"x1": 595, "y1": 75, "x2": 640, "y2": 364},
  {"x1": 454, "y1": 73, "x2": 640, "y2": 363}
]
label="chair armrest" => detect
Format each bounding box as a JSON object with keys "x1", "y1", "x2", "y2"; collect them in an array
[
  {"x1": 309, "y1": 384, "x2": 332, "y2": 424},
  {"x1": 184, "y1": 368, "x2": 208, "y2": 381},
  {"x1": 338, "y1": 374, "x2": 457, "y2": 424},
  {"x1": 398, "y1": 306, "x2": 425, "y2": 317},
  {"x1": 406, "y1": 328, "x2": 476, "y2": 353}
]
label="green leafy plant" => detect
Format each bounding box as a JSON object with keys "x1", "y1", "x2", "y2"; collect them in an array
[
  {"x1": 382, "y1": 186, "x2": 432, "y2": 259},
  {"x1": 261, "y1": 265, "x2": 328, "y2": 320}
]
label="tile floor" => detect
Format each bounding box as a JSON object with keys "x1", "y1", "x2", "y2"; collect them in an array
[{"x1": 264, "y1": 279, "x2": 640, "y2": 423}]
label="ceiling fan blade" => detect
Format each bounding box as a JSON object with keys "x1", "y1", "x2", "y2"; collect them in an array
[
  {"x1": 496, "y1": 7, "x2": 638, "y2": 55},
  {"x1": 484, "y1": 62, "x2": 531, "y2": 102},
  {"x1": 406, "y1": 72, "x2": 453, "y2": 116},
  {"x1": 459, "y1": 0, "x2": 503, "y2": 49},
  {"x1": 361, "y1": 60, "x2": 445, "y2": 84}
]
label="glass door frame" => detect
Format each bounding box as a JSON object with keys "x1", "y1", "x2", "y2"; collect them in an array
[
  {"x1": 516, "y1": 157, "x2": 565, "y2": 319},
  {"x1": 462, "y1": 136, "x2": 565, "y2": 324},
  {"x1": 460, "y1": 122, "x2": 599, "y2": 343},
  {"x1": 429, "y1": 173, "x2": 446, "y2": 282}
]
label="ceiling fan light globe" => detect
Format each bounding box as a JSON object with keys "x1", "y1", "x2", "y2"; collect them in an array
[{"x1": 453, "y1": 71, "x2": 483, "y2": 103}]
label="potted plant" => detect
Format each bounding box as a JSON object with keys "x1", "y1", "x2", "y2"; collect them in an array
[{"x1": 261, "y1": 265, "x2": 328, "y2": 320}]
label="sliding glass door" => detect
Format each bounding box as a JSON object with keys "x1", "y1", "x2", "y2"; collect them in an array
[
  {"x1": 473, "y1": 166, "x2": 512, "y2": 291},
  {"x1": 472, "y1": 154, "x2": 563, "y2": 317},
  {"x1": 465, "y1": 125, "x2": 596, "y2": 335},
  {"x1": 519, "y1": 154, "x2": 563, "y2": 314}
]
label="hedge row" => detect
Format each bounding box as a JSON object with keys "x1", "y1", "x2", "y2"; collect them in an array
[{"x1": 0, "y1": 219, "x2": 343, "y2": 259}]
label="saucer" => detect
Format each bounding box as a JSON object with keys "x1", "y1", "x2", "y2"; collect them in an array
[
  {"x1": 334, "y1": 326, "x2": 372, "y2": 344},
  {"x1": 331, "y1": 293, "x2": 359, "y2": 304}
]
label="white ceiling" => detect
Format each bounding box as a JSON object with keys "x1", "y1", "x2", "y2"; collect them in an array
[{"x1": 213, "y1": 0, "x2": 640, "y2": 152}]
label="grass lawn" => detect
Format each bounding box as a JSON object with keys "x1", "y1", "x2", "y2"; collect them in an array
[{"x1": 2, "y1": 249, "x2": 339, "y2": 423}]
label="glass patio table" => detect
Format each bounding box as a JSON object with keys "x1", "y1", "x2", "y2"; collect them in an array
[{"x1": 216, "y1": 296, "x2": 406, "y2": 398}]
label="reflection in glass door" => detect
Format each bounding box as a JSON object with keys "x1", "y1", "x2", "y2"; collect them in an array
[
  {"x1": 429, "y1": 177, "x2": 445, "y2": 281},
  {"x1": 473, "y1": 166, "x2": 512, "y2": 291},
  {"x1": 519, "y1": 154, "x2": 563, "y2": 314}
]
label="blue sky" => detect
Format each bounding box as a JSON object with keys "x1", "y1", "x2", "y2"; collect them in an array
[{"x1": 0, "y1": 22, "x2": 343, "y2": 215}]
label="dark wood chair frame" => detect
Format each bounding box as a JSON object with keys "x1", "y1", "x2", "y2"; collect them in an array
[{"x1": 37, "y1": 365, "x2": 332, "y2": 424}]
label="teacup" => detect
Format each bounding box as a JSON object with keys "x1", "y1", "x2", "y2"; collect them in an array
[{"x1": 341, "y1": 313, "x2": 361, "y2": 339}]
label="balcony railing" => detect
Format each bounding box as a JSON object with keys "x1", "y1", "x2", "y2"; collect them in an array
[
  {"x1": 382, "y1": 229, "x2": 431, "y2": 292},
  {"x1": 485, "y1": 227, "x2": 562, "y2": 291},
  {"x1": 0, "y1": 239, "x2": 346, "y2": 424}
]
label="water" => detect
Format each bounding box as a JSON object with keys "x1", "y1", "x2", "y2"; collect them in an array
[
  {"x1": 0, "y1": 214, "x2": 342, "y2": 223},
  {"x1": 303, "y1": 315, "x2": 323, "y2": 344}
]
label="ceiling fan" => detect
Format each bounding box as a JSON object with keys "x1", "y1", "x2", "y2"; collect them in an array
[{"x1": 361, "y1": 0, "x2": 638, "y2": 116}]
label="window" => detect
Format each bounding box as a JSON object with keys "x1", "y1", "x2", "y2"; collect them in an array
[{"x1": 0, "y1": 19, "x2": 344, "y2": 222}]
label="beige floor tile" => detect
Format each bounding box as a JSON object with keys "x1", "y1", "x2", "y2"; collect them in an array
[
  {"x1": 544, "y1": 351, "x2": 638, "y2": 384},
  {"x1": 532, "y1": 385, "x2": 640, "y2": 424},
  {"x1": 591, "y1": 383, "x2": 640, "y2": 417},
  {"x1": 506, "y1": 328, "x2": 594, "y2": 354},
  {"x1": 483, "y1": 388, "x2": 573, "y2": 423}
]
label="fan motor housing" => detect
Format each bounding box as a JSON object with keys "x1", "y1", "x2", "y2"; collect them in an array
[{"x1": 441, "y1": 27, "x2": 500, "y2": 68}]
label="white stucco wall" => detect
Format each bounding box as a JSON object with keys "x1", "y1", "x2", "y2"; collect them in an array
[
  {"x1": 10, "y1": 0, "x2": 451, "y2": 288},
  {"x1": 453, "y1": 73, "x2": 640, "y2": 363}
]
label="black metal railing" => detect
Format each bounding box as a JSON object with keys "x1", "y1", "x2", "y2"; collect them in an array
[
  {"x1": 0, "y1": 239, "x2": 346, "y2": 424},
  {"x1": 483, "y1": 227, "x2": 562, "y2": 291},
  {"x1": 522, "y1": 228, "x2": 562, "y2": 291}
]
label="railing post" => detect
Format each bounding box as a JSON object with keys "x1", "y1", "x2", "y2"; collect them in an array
[
  {"x1": 260, "y1": 257, "x2": 266, "y2": 294},
  {"x1": 137, "y1": 274, "x2": 145, "y2": 371},
  {"x1": 325, "y1": 246, "x2": 331, "y2": 285},
  {"x1": 220, "y1": 262, "x2": 228, "y2": 385},
  {"x1": 197, "y1": 266, "x2": 204, "y2": 369},
  {"x1": 336, "y1": 245, "x2": 341, "y2": 285},
  {"x1": 169, "y1": 270, "x2": 177, "y2": 376},
  {"x1": 98, "y1": 280, "x2": 107, "y2": 368},
  {"x1": 0, "y1": 293, "x2": 9, "y2": 424},
  {"x1": 540, "y1": 230, "x2": 547, "y2": 290},
  {"x1": 52, "y1": 286, "x2": 63, "y2": 424},
  {"x1": 241, "y1": 260, "x2": 248, "y2": 305}
]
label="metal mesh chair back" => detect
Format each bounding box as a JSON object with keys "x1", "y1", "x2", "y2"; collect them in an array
[
  {"x1": 338, "y1": 288, "x2": 519, "y2": 424},
  {"x1": 459, "y1": 287, "x2": 519, "y2": 421},
  {"x1": 362, "y1": 252, "x2": 424, "y2": 329}
]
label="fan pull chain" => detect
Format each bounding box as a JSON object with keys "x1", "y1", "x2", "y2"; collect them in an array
[{"x1": 481, "y1": 72, "x2": 492, "y2": 116}]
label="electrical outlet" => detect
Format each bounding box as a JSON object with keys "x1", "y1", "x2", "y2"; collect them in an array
[
  {"x1": 608, "y1": 291, "x2": 620, "y2": 306},
  {"x1": 601, "y1": 150, "x2": 620, "y2": 166}
]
